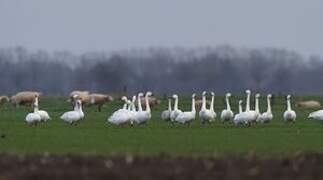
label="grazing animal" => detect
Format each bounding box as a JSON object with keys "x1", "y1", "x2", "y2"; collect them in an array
[
  {"x1": 136, "y1": 96, "x2": 160, "y2": 109},
  {"x1": 170, "y1": 94, "x2": 182, "y2": 122},
  {"x1": 89, "y1": 93, "x2": 114, "y2": 112},
  {"x1": 33, "y1": 95, "x2": 50, "y2": 122},
  {"x1": 25, "y1": 98, "x2": 41, "y2": 126},
  {"x1": 308, "y1": 110, "x2": 323, "y2": 123},
  {"x1": 233, "y1": 100, "x2": 245, "y2": 126},
  {"x1": 220, "y1": 93, "x2": 234, "y2": 122},
  {"x1": 161, "y1": 98, "x2": 172, "y2": 121},
  {"x1": 296, "y1": 100, "x2": 321, "y2": 108},
  {"x1": 11, "y1": 91, "x2": 42, "y2": 107},
  {"x1": 283, "y1": 95, "x2": 296, "y2": 123},
  {"x1": 195, "y1": 99, "x2": 211, "y2": 110},
  {"x1": 0, "y1": 96, "x2": 9, "y2": 107},
  {"x1": 175, "y1": 93, "x2": 196, "y2": 124},
  {"x1": 61, "y1": 99, "x2": 84, "y2": 125},
  {"x1": 259, "y1": 94, "x2": 273, "y2": 123},
  {"x1": 199, "y1": 91, "x2": 215, "y2": 124}
]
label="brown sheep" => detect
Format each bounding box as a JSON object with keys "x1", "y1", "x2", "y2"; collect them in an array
[
  {"x1": 88, "y1": 93, "x2": 114, "y2": 112},
  {"x1": 195, "y1": 99, "x2": 211, "y2": 110},
  {"x1": 136, "y1": 96, "x2": 161, "y2": 109},
  {"x1": 10, "y1": 91, "x2": 42, "y2": 107},
  {"x1": 295, "y1": 100, "x2": 321, "y2": 108},
  {"x1": 0, "y1": 96, "x2": 9, "y2": 107}
]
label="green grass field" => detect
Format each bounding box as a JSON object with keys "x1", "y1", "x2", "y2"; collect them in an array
[{"x1": 1, "y1": 95, "x2": 323, "y2": 156}]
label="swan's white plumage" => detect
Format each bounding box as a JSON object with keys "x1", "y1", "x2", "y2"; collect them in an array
[
  {"x1": 161, "y1": 98, "x2": 172, "y2": 121},
  {"x1": 199, "y1": 91, "x2": 215, "y2": 123},
  {"x1": 221, "y1": 93, "x2": 234, "y2": 122},
  {"x1": 61, "y1": 100, "x2": 84, "y2": 124},
  {"x1": 259, "y1": 94, "x2": 273, "y2": 123},
  {"x1": 133, "y1": 92, "x2": 152, "y2": 124},
  {"x1": 308, "y1": 110, "x2": 323, "y2": 122},
  {"x1": 233, "y1": 100, "x2": 245, "y2": 126},
  {"x1": 175, "y1": 94, "x2": 196, "y2": 124},
  {"x1": 170, "y1": 94, "x2": 182, "y2": 121},
  {"x1": 283, "y1": 95, "x2": 296, "y2": 122}
]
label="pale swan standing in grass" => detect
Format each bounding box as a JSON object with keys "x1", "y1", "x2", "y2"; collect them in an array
[
  {"x1": 133, "y1": 92, "x2": 152, "y2": 124},
  {"x1": 33, "y1": 95, "x2": 50, "y2": 122},
  {"x1": 199, "y1": 91, "x2": 214, "y2": 124},
  {"x1": 25, "y1": 98, "x2": 41, "y2": 126},
  {"x1": 259, "y1": 94, "x2": 273, "y2": 123},
  {"x1": 220, "y1": 93, "x2": 234, "y2": 123},
  {"x1": 242, "y1": 90, "x2": 258, "y2": 125},
  {"x1": 161, "y1": 98, "x2": 172, "y2": 121},
  {"x1": 170, "y1": 94, "x2": 182, "y2": 122},
  {"x1": 175, "y1": 93, "x2": 196, "y2": 124},
  {"x1": 60, "y1": 99, "x2": 84, "y2": 125},
  {"x1": 233, "y1": 100, "x2": 245, "y2": 126},
  {"x1": 283, "y1": 95, "x2": 296, "y2": 123},
  {"x1": 308, "y1": 110, "x2": 323, "y2": 123}
]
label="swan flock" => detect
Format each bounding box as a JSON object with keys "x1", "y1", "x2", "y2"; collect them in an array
[{"x1": 23, "y1": 89, "x2": 323, "y2": 127}]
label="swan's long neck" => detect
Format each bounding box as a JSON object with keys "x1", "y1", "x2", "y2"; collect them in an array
[
  {"x1": 239, "y1": 102, "x2": 242, "y2": 113},
  {"x1": 78, "y1": 103, "x2": 83, "y2": 113},
  {"x1": 191, "y1": 96, "x2": 196, "y2": 113},
  {"x1": 138, "y1": 95, "x2": 143, "y2": 111},
  {"x1": 210, "y1": 94, "x2": 215, "y2": 111},
  {"x1": 168, "y1": 99, "x2": 172, "y2": 111},
  {"x1": 267, "y1": 97, "x2": 272, "y2": 113},
  {"x1": 246, "y1": 93, "x2": 250, "y2": 111},
  {"x1": 33, "y1": 98, "x2": 39, "y2": 112},
  {"x1": 201, "y1": 95, "x2": 206, "y2": 110},
  {"x1": 127, "y1": 103, "x2": 131, "y2": 111},
  {"x1": 287, "y1": 98, "x2": 291, "y2": 111},
  {"x1": 226, "y1": 96, "x2": 231, "y2": 111},
  {"x1": 145, "y1": 95, "x2": 151, "y2": 113},
  {"x1": 255, "y1": 97, "x2": 259, "y2": 113},
  {"x1": 174, "y1": 97, "x2": 178, "y2": 111},
  {"x1": 122, "y1": 102, "x2": 127, "y2": 109}
]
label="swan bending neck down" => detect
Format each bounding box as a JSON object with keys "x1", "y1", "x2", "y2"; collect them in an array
[
  {"x1": 221, "y1": 93, "x2": 234, "y2": 122},
  {"x1": 175, "y1": 93, "x2": 196, "y2": 124},
  {"x1": 283, "y1": 95, "x2": 296, "y2": 122}
]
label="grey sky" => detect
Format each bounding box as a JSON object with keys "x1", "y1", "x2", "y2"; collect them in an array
[{"x1": 1, "y1": 0, "x2": 322, "y2": 56}]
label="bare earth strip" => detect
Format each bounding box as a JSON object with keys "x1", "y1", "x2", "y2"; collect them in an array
[{"x1": 0, "y1": 153, "x2": 322, "y2": 180}]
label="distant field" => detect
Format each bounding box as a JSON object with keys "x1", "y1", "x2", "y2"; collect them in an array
[{"x1": 1, "y1": 95, "x2": 323, "y2": 156}]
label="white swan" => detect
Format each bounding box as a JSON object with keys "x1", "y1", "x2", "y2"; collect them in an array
[
  {"x1": 137, "y1": 92, "x2": 144, "y2": 111},
  {"x1": 259, "y1": 94, "x2": 273, "y2": 123},
  {"x1": 107, "y1": 97, "x2": 133, "y2": 125},
  {"x1": 161, "y1": 98, "x2": 172, "y2": 121},
  {"x1": 308, "y1": 110, "x2": 323, "y2": 123},
  {"x1": 25, "y1": 98, "x2": 41, "y2": 126},
  {"x1": 209, "y1": 92, "x2": 217, "y2": 120},
  {"x1": 175, "y1": 93, "x2": 196, "y2": 124},
  {"x1": 33, "y1": 95, "x2": 50, "y2": 122},
  {"x1": 199, "y1": 91, "x2": 215, "y2": 124},
  {"x1": 242, "y1": 90, "x2": 258, "y2": 125},
  {"x1": 170, "y1": 94, "x2": 182, "y2": 122},
  {"x1": 220, "y1": 93, "x2": 234, "y2": 123},
  {"x1": 61, "y1": 99, "x2": 84, "y2": 125},
  {"x1": 133, "y1": 92, "x2": 152, "y2": 124},
  {"x1": 233, "y1": 100, "x2": 245, "y2": 126},
  {"x1": 283, "y1": 95, "x2": 296, "y2": 123}
]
